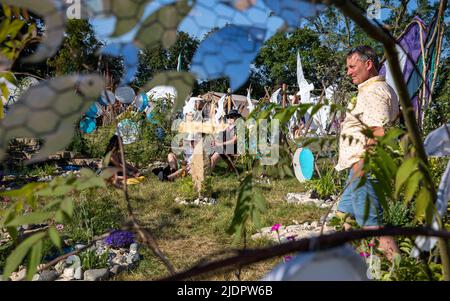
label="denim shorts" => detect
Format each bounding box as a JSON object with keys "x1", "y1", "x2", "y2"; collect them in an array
[{"x1": 337, "y1": 168, "x2": 383, "y2": 227}]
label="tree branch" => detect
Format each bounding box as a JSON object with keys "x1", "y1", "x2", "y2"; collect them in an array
[{"x1": 160, "y1": 227, "x2": 450, "y2": 281}]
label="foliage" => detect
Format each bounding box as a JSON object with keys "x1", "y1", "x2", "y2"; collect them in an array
[
  {"x1": 0, "y1": 4, "x2": 38, "y2": 64},
  {"x1": 308, "y1": 168, "x2": 340, "y2": 200},
  {"x1": 79, "y1": 248, "x2": 109, "y2": 271},
  {"x1": 0, "y1": 169, "x2": 107, "y2": 280},
  {"x1": 382, "y1": 200, "x2": 415, "y2": 227},
  {"x1": 228, "y1": 173, "x2": 267, "y2": 242},
  {"x1": 423, "y1": 57, "x2": 450, "y2": 136},
  {"x1": 133, "y1": 31, "x2": 199, "y2": 88},
  {"x1": 64, "y1": 190, "x2": 125, "y2": 243},
  {"x1": 254, "y1": 27, "x2": 341, "y2": 89},
  {"x1": 47, "y1": 19, "x2": 123, "y2": 82}
]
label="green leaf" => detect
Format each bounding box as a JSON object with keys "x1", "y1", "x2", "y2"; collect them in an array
[
  {"x1": 404, "y1": 171, "x2": 422, "y2": 204},
  {"x1": 395, "y1": 157, "x2": 419, "y2": 197},
  {"x1": 0, "y1": 19, "x2": 11, "y2": 44},
  {"x1": 415, "y1": 187, "x2": 432, "y2": 222},
  {"x1": 26, "y1": 240, "x2": 43, "y2": 281},
  {"x1": 42, "y1": 199, "x2": 63, "y2": 211},
  {"x1": 3, "y1": 232, "x2": 46, "y2": 279},
  {"x1": 381, "y1": 128, "x2": 404, "y2": 145},
  {"x1": 7, "y1": 19, "x2": 25, "y2": 40},
  {"x1": 55, "y1": 210, "x2": 64, "y2": 223},
  {"x1": 273, "y1": 105, "x2": 298, "y2": 124},
  {"x1": 48, "y1": 226, "x2": 61, "y2": 249},
  {"x1": 377, "y1": 148, "x2": 398, "y2": 176},
  {"x1": 5, "y1": 212, "x2": 53, "y2": 227},
  {"x1": 2, "y1": 4, "x2": 11, "y2": 18},
  {"x1": 310, "y1": 103, "x2": 324, "y2": 117},
  {"x1": 60, "y1": 198, "x2": 73, "y2": 218}
]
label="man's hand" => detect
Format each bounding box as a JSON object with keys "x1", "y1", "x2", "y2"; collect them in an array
[{"x1": 352, "y1": 159, "x2": 365, "y2": 179}]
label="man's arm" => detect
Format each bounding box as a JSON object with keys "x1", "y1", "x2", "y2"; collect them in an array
[{"x1": 366, "y1": 126, "x2": 385, "y2": 147}]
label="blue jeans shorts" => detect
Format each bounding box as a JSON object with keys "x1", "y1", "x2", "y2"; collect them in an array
[{"x1": 337, "y1": 168, "x2": 383, "y2": 227}]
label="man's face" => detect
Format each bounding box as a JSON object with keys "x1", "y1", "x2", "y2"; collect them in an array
[
  {"x1": 346, "y1": 53, "x2": 372, "y2": 85},
  {"x1": 227, "y1": 117, "x2": 236, "y2": 126}
]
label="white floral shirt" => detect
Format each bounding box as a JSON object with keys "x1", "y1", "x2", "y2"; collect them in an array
[{"x1": 335, "y1": 76, "x2": 399, "y2": 171}]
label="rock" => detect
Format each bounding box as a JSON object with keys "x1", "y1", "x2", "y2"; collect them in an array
[
  {"x1": 193, "y1": 199, "x2": 200, "y2": 205},
  {"x1": 311, "y1": 221, "x2": 318, "y2": 228},
  {"x1": 129, "y1": 243, "x2": 139, "y2": 254},
  {"x1": 175, "y1": 197, "x2": 184, "y2": 204},
  {"x1": 126, "y1": 253, "x2": 140, "y2": 264},
  {"x1": 66, "y1": 255, "x2": 81, "y2": 266},
  {"x1": 84, "y1": 269, "x2": 110, "y2": 281},
  {"x1": 260, "y1": 227, "x2": 272, "y2": 234},
  {"x1": 109, "y1": 265, "x2": 125, "y2": 275},
  {"x1": 55, "y1": 261, "x2": 66, "y2": 274},
  {"x1": 285, "y1": 225, "x2": 302, "y2": 233},
  {"x1": 63, "y1": 267, "x2": 75, "y2": 280},
  {"x1": 74, "y1": 244, "x2": 86, "y2": 250},
  {"x1": 251, "y1": 233, "x2": 262, "y2": 240},
  {"x1": 11, "y1": 268, "x2": 26, "y2": 281},
  {"x1": 74, "y1": 267, "x2": 83, "y2": 280},
  {"x1": 38, "y1": 270, "x2": 59, "y2": 281},
  {"x1": 32, "y1": 274, "x2": 40, "y2": 281}
]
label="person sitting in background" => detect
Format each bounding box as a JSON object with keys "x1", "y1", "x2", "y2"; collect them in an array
[
  {"x1": 210, "y1": 109, "x2": 241, "y2": 174},
  {"x1": 103, "y1": 135, "x2": 140, "y2": 186},
  {"x1": 157, "y1": 133, "x2": 198, "y2": 181}
]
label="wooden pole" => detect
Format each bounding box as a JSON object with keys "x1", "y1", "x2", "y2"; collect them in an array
[
  {"x1": 227, "y1": 88, "x2": 232, "y2": 114},
  {"x1": 282, "y1": 83, "x2": 287, "y2": 108}
]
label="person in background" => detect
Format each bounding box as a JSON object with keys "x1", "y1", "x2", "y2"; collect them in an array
[
  {"x1": 103, "y1": 135, "x2": 140, "y2": 186},
  {"x1": 336, "y1": 45, "x2": 400, "y2": 261}
]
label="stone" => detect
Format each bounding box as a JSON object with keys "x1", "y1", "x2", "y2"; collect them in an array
[
  {"x1": 74, "y1": 267, "x2": 83, "y2": 280},
  {"x1": 38, "y1": 270, "x2": 59, "y2": 281},
  {"x1": 74, "y1": 244, "x2": 86, "y2": 250},
  {"x1": 126, "y1": 253, "x2": 140, "y2": 264},
  {"x1": 32, "y1": 274, "x2": 40, "y2": 281},
  {"x1": 311, "y1": 221, "x2": 318, "y2": 228},
  {"x1": 63, "y1": 267, "x2": 75, "y2": 280},
  {"x1": 193, "y1": 199, "x2": 200, "y2": 205},
  {"x1": 109, "y1": 265, "x2": 125, "y2": 275},
  {"x1": 251, "y1": 233, "x2": 262, "y2": 240},
  {"x1": 11, "y1": 268, "x2": 26, "y2": 281},
  {"x1": 55, "y1": 261, "x2": 66, "y2": 274},
  {"x1": 129, "y1": 243, "x2": 138, "y2": 254},
  {"x1": 84, "y1": 269, "x2": 110, "y2": 281},
  {"x1": 66, "y1": 255, "x2": 81, "y2": 266}
]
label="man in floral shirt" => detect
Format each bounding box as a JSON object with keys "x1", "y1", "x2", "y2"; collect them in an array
[{"x1": 336, "y1": 45, "x2": 400, "y2": 260}]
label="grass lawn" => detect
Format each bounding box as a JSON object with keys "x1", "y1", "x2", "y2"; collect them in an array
[{"x1": 105, "y1": 165, "x2": 327, "y2": 281}]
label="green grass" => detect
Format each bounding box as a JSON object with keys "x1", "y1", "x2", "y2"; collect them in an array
[{"x1": 106, "y1": 168, "x2": 326, "y2": 281}]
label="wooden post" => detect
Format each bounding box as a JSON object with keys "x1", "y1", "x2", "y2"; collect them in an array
[
  {"x1": 282, "y1": 83, "x2": 287, "y2": 108},
  {"x1": 227, "y1": 88, "x2": 232, "y2": 114}
]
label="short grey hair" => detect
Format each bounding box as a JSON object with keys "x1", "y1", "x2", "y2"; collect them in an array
[{"x1": 347, "y1": 45, "x2": 380, "y2": 71}]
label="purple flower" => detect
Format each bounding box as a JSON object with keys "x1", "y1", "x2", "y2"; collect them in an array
[
  {"x1": 284, "y1": 256, "x2": 293, "y2": 262},
  {"x1": 271, "y1": 223, "x2": 281, "y2": 232},
  {"x1": 368, "y1": 242, "x2": 376, "y2": 247},
  {"x1": 56, "y1": 224, "x2": 64, "y2": 232},
  {"x1": 104, "y1": 230, "x2": 135, "y2": 248}
]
